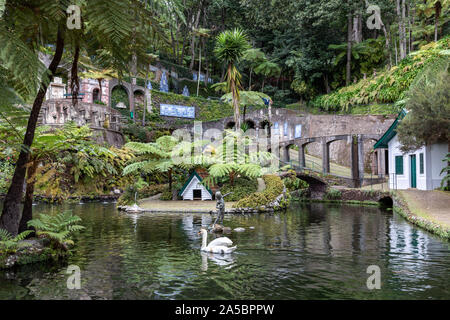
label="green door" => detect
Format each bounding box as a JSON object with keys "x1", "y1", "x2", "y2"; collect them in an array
[{"x1": 410, "y1": 155, "x2": 417, "y2": 188}]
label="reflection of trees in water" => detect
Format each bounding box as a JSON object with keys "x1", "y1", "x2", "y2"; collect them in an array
[{"x1": 3, "y1": 202, "x2": 449, "y2": 299}]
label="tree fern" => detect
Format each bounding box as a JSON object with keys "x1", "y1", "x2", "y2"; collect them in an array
[
  {"x1": 0, "y1": 228, "x2": 33, "y2": 253},
  {"x1": 27, "y1": 211, "x2": 84, "y2": 249}
]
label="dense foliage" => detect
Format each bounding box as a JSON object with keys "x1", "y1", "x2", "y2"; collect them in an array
[
  {"x1": 312, "y1": 37, "x2": 450, "y2": 111},
  {"x1": 234, "y1": 175, "x2": 285, "y2": 209},
  {"x1": 219, "y1": 177, "x2": 258, "y2": 202},
  {"x1": 397, "y1": 51, "x2": 449, "y2": 151}
]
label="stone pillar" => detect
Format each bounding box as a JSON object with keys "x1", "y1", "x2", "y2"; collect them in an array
[
  {"x1": 358, "y1": 135, "x2": 365, "y2": 182},
  {"x1": 298, "y1": 144, "x2": 306, "y2": 167},
  {"x1": 351, "y1": 135, "x2": 360, "y2": 187},
  {"x1": 322, "y1": 139, "x2": 330, "y2": 174},
  {"x1": 282, "y1": 146, "x2": 290, "y2": 162},
  {"x1": 377, "y1": 149, "x2": 386, "y2": 178}
]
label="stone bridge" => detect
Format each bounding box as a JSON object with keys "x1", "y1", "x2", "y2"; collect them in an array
[
  {"x1": 277, "y1": 133, "x2": 387, "y2": 188},
  {"x1": 191, "y1": 108, "x2": 394, "y2": 176}
]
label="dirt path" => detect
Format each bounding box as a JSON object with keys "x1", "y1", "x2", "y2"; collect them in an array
[{"x1": 398, "y1": 190, "x2": 450, "y2": 228}]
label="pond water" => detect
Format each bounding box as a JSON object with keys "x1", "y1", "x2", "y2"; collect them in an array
[{"x1": 0, "y1": 201, "x2": 449, "y2": 300}]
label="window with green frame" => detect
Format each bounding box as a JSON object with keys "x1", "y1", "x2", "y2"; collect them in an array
[
  {"x1": 419, "y1": 153, "x2": 424, "y2": 174},
  {"x1": 395, "y1": 156, "x2": 403, "y2": 175}
]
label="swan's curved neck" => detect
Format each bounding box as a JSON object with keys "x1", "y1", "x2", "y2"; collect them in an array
[{"x1": 201, "y1": 231, "x2": 208, "y2": 249}]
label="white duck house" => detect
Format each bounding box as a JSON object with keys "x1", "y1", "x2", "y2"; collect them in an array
[{"x1": 179, "y1": 170, "x2": 214, "y2": 201}]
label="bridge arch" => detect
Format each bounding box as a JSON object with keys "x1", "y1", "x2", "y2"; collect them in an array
[
  {"x1": 295, "y1": 173, "x2": 328, "y2": 198},
  {"x1": 295, "y1": 137, "x2": 322, "y2": 168},
  {"x1": 225, "y1": 121, "x2": 236, "y2": 129}
]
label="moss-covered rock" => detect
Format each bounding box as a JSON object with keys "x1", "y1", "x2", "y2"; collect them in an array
[
  {"x1": 234, "y1": 175, "x2": 288, "y2": 212},
  {"x1": 0, "y1": 239, "x2": 70, "y2": 269},
  {"x1": 220, "y1": 177, "x2": 258, "y2": 202}
]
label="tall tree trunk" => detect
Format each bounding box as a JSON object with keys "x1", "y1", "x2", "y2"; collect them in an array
[
  {"x1": 204, "y1": 43, "x2": 209, "y2": 87},
  {"x1": 352, "y1": 13, "x2": 363, "y2": 43},
  {"x1": 189, "y1": 5, "x2": 202, "y2": 71},
  {"x1": 380, "y1": 19, "x2": 392, "y2": 69},
  {"x1": 0, "y1": 28, "x2": 65, "y2": 236},
  {"x1": 346, "y1": 12, "x2": 353, "y2": 86},
  {"x1": 394, "y1": 37, "x2": 398, "y2": 65},
  {"x1": 324, "y1": 74, "x2": 331, "y2": 94},
  {"x1": 396, "y1": 0, "x2": 406, "y2": 59},
  {"x1": 197, "y1": 43, "x2": 202, "y2": 96},
  {"x1": 434, "y1": 1, "x2": 442, "y2": 42},
  {"x1": 18, "y1": 159, "x2": 38, "y2": 234},
  {"x1": 402, "y1": 0, "x2": 408, "y2": 55},
  {"x1": 229, "y1": 63, "x2": 240, "y2": 131},
  {"x1": 97, "y1": 78, "x2": 103, "y2": 102},
  {"x1": 70, "y1": 44, "x2": 80, "y2": 107},
  {"x1": 143, "y1": 64, "x2": 149, "y2": 126},
  {"x1": 410, "y1": 7, "x2": 415, "y2": 52}
]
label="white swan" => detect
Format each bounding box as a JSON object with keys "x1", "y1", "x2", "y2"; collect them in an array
[{"x1": 198, "y1": 228, "x2": 236, "y2": 254}]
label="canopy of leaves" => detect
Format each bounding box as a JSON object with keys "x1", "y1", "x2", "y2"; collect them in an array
[{"x1": 396, "y1": 56, "x2": 450, "y2": 151}]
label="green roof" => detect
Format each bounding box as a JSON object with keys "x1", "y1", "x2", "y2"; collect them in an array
[
  {"x1": 178, "y1": 170, "x2": 213, "y2": 197},
  {"x1": 373, "y1": 109, "x2": 407, "y2": 149}
]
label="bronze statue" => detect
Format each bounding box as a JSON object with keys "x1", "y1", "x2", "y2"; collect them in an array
[
  {"x1": 213, "y1": 191, "x2": 225, "y2": 225},
  {"x1": 212, "y1": 191, "x2": 232, "y2": 227}
]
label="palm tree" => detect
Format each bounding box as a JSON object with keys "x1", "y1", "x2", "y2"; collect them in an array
[{"x1": 214, "y1": 29, "x2": 250, "y2": 131}]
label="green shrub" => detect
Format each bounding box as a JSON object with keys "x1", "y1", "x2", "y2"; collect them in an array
[
  {"x1": 0, "y1": 229, "x2": 33, "y2": 254},
  {"x1": 160, "y1": 189, "x2": 173, "y2": 201},
  {"x1": 220, "y1": 177, "x2": 258, "y2": 201},
  {"x1": 93, "y1": 100, "x2": 106, "y2": 106},
  {"x1": 151, "y1": 90, "x2": 265, "y2": 122},
  {"x1": 311, "y1": 37, "x2": 450, "y2": 112},
  {"x1": 0, "y1": 160, "x2": 14, "y2": 194},
  {"x1": 234, "y1": 175, "x2": 285, "y2": 209},
  {"x1": 324, "y1": 188, "x2": 342, "y2": 200},
  {"x1": 282, "y1": 170, "x2": 309, "y2": 192},
  {"x1": 122, "y1": 123, "x2": 150, "y2": 142},
  {"x1": 140, "y1": 184, "x2": 169, "y2": 198}
]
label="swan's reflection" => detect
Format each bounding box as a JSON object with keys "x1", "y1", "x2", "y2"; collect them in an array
[
  {"x1": 125, "y1": 213, "x2": 140, "y2": 233},
  {"x1": 201, "y1": 251, "x2": 235, "y2": 271}
]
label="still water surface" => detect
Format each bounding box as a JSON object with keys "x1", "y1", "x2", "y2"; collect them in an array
[{"x1": 0, "y1": 202, "x2": 449, "y2": 299}]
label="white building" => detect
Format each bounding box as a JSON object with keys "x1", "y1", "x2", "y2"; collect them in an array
[
  {"x1": 179, "y1": 169, "x2": 215, "y2": 201},
  {"x1": 374, "y1": 109, "x2": 447, "y2": 190}
]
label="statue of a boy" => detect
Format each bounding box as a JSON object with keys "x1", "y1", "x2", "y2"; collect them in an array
[{"x1": 213, "y1": 191, "x2": 225, "y2": 226}]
